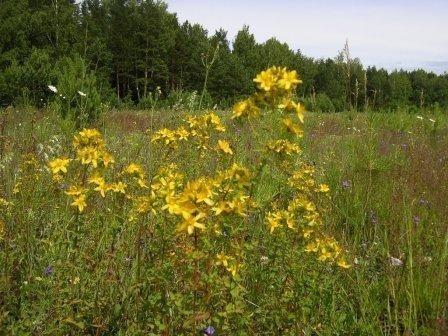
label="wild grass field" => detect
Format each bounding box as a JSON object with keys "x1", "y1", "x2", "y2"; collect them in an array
[{"x1": 1, "y1": 69, "x2": 448, "y2": 335}]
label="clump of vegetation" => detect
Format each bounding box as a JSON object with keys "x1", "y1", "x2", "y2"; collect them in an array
[
  {"x1": 1, "y1": 68, "x2": 352, "y2": 334},
  {"x1": 2, "y1": 66, "x2": 447, "y2": 334}
]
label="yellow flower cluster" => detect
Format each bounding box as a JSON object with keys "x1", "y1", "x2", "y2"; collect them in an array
[
  {"x1": 231, "y1": 67, "x2": 349, "y2": 269},
  {"x1": 164, "y1": 163, "x2": 253, "y2": 235},
  {"x1": 254, "y1": 66, "x2": 302, "y2": 92},
  {"x1": 48, "y1": 157, "x2": 70, "y2": 175},
  {"x1": 287, "y1": 164, "x2": 318, "y2": 193},
  {"x1": 48, "y1": 129, "x2": 126, "y2": 213},
  {"x1": 128, "y1": 164, "x2": 184, "y2": 221},
  {"x1": 232, "y1": 66, "x2": 305, "y2": 124},
  {"x1": 65, "y1": 186, "x2": 88, "y2": 212},
  {"x1": 215, "y1": 253, "x2": 240, "y2": 277},
  {"x1": 267, "y1": 195, "x2": 319, "y2": 236},
  {"x1": 151, "y1": 112, "x2": 228, "y2": 153},
  {"x1": 0, "y1": 197, "x2": 13, "y2": 209},
  {"x1": 73, "y1": 128, "x2": 115, "y2": 168},
  {"x1": 123, "y1": 163, "x2": 148, "y2": 189},
  {"x1": 231, "y1": 98, "x2": 260, "y2": 119},
  {"x1": 305, "y1": 237, "x2": 350, "y2": 269},
  {"x1": 268, "y1": 161, "x2": 348, "y2": 267},
  {"x1": 266, "y1": 139, "x2": 301, "y2": 155}
]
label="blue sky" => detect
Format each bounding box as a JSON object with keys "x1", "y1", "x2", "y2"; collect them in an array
[{"x1": 165, "y1": 0, "x2": 448, "y2": 74}]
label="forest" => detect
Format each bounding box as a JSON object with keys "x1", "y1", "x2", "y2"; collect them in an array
[{"x1": 1, "y1": 0, "x2": 448, "y2": 112}]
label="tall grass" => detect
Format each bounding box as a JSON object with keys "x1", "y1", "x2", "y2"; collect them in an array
[{"x1": 0, "y1": 106, "x2": 447, "y2": 335}]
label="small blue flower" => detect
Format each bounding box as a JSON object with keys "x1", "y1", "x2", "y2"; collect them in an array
[
  {"x1": 342, "y1": 180, "x2": 351, "y2": 190},
  {"x1": 44, "y1": 265, "x2": 54, "y2": 276},
  {"x1": 203, "y1": 326, "x2": 216, "y2": 336}
]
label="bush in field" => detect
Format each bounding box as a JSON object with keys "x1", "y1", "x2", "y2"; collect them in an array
[
  {"x1": 1, "y1": 67, "x2": 349, "y2": 334},
  {"x1": 50, "y1": 56, "x2": 104, "y2": 127}
]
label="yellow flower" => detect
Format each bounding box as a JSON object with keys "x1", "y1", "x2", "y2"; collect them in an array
[
  {"x1": 182, "y1": 178, "x2": 215, "y2": 205},
  {"x1": 71, "y1": 194, "x2": 87, "y2": 212},
  {"x1": 215, "y1": 253, "x2": 233, "y2": 267},
  {"x1": 0, "y1": 198, "x2": 12, "y2": 208},
  {"x1": 282, "y1": 117, "x2": 303, "y2": 136},
  {"x1": 124, "y1": 163, "x2": 145, "y2": 178},
  {"x1": 278, "y1": 70, "x2": 302, "y2": 90},
  {"x1": 283, "y1": 210, "x2": 295, "y2": 229},
  {"x1": 294, "y1": 102, "x2": 305, "y2": 123},
  {"x1": 77, "y1": 147, "x2": 100, "y2": 167},
  {"x1": 65, "y1": 185, "x2": 86, "y2": 196},
  {"x1": 137, "y1": 178, "x2": 149, "y2": 189},
  {"x1": 266, "y1": 139, "x2": 301, "y2": 155},
  {"x1": 233, "y1": 100, "x2": 248, "y2": 118},
  {"x1": 318, "y1": 248, "x2": 333, "y2": 261},
  {"x1": 94, "y1": 181, "x2": 109, "y2": 198},
  {"x1": 212, "y1": 201, "x2": 231, "y2": 215},
  {"x1": 318, "y1": 184, "x2": 330, "y2": 193},
  {"x1": 217, "y1": 140, "x2": 233, "y2": 155},
  {"x1": 101, "y1": 151, "x2": 115, "y2": 167},
  {"x1": 78, "y1": 128, "x2": 102, "y2": 140},
  {"x1": 232, "y1": 98, "x2": 260, "y2": 119},
  {"x1": 48, "y1": 157, "x2": 70, "y2": 175},
  {"x1": 110, "y1": 182, "x2": 126, "y2": 194},
  {"x1": 267, "y1": 211, "x2": 282, "y2": 233},
  {"x1": 135, "y1": 196, "x2": 156, "y2": 214},
  {"x1": 254, "y1": 69, "x2": 276, "y2": 91},
  {"x1": 207, "y1": 112, "x2": 226, "y2": 131},
  {"x1": 88, "y1": 174, "x2": 104, "y2": 185},
  {"x1": 305, "y1": 241, "x2": 318, "y2": 253},
  {"x1": 178, "y1": 213, "x2": 206, "y2": 235},
  {"x1": 226, "y1": 264, "x2": 238, "y2": 277},
  {"x1": 337, "y1": 258, "x2": 351, "y2": 269},
  {"x1": 176, "y1": 127, "x2": 190, "y2": 140},
  {"x1": 152, "y1": 128, "x2": 177, "y2": 145}
]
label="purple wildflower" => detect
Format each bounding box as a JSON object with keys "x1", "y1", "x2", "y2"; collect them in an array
[
  {"x1": 419, "y1": 198, "x2": 431, "y2": 207},
  {"x1": 413, "y1": 216, "x2": 420, "y2": 225},
  {"x1": 203, "y1": 326, "x2": 216, "y2": 336},
  {"x1": 342, "y1": 180, "x2": 351, "y2": 190},
  {"x1": 43, "y1": 265, "x2": 54, "y2": 276}
]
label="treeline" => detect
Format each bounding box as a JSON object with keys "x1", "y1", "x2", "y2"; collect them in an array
[{"x1": 1, "y1": 0, "x2": 448, "y2": 112}]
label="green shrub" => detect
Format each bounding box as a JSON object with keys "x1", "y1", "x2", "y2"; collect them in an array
[{"x1": 51, "y1": 55, "x2": 104, "y2": 128}]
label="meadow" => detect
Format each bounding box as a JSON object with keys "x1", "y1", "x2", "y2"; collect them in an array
[{"x1": 0, "y1": 68, "x2": 447, "y2": 335}]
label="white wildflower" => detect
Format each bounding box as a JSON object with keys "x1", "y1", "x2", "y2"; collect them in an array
[
  {"x1": 48, "y1": 85, "x2": 58, "y2": 93},
  {"x1": 260, "y1": 256, "x2": 269, "y2": 264},
  {"x1": 429, "y1": 118, "x2": 435, "y2": 123},
  {"x1": 389, "y1": 256, "x2": 403, "y2": 267},
  {"x1": 77, "y1": 91, "x2": 87, "y2": 97},
  {"x1": 416, "y1": 115, "x2": 424, "y2": 120}
]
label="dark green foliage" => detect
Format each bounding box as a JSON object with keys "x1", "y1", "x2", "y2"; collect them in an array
[
  {"x1": 0, "y1": 0, "x2": 447, "y2": 110},
  {"x1": 52, "y1": 56, "x2": 104, "y2": 126}
]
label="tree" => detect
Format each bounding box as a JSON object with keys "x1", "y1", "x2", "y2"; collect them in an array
[{"x1": 389, "y1": 70, "x2": 412, "y2": 107}]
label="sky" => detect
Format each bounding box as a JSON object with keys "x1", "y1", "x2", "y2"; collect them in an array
[{"x1": 165, "y1": 0, "x2": 448, "y2": 74}]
